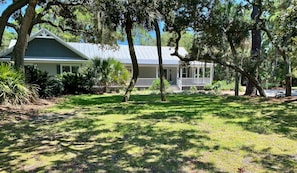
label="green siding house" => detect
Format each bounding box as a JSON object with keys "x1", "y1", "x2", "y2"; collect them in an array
[{"x1": 0, "y1": 29, "x2": 214, "y2": 90}]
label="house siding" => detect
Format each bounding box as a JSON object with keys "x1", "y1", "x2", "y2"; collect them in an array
[
  {"x1": 23, "y1": 38, "x2": 84, "y2": 60},
  {"x1": 139, "y1": 66, "x2": 157, "y2": 78}
]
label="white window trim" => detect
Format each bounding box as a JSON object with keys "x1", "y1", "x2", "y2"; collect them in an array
[{"x1": 60, "y1": 64, "x2": 80, "y2": 73}]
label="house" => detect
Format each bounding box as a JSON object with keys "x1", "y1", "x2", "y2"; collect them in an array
[{"x1": 0, "y1": 29, "x2": 214, "y2": 90}]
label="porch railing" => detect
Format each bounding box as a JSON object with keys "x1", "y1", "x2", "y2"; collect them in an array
[
  {"x1": 133, "y1": 77, "x2": 212, "y2": 89},
  {"x1": 135, "y1": 78, "x2": 156, "y2": 87},
  {"x1": 177, "y1": 78, "x2": 212, "y2": 88}
]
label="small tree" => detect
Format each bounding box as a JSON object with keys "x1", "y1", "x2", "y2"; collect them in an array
[{"x1": 80, "y1": 57, "x2": 129, "y2": 93}]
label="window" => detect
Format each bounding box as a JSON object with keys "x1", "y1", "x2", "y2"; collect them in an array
[
  {"x1": 199, "y1": 68, "x2": 203, "y2": 78},
  {"x1": 205, "y1": 67, "x2": 211, "y2": 77},
  {"x1": 62, "y1": 66, "x2": 71, "y2": 73},
  {"x1": 59, "y1": 65, "x2": 80, "y2": 74},
  {"x1": 72, "y1": 66, "x2": 79, "y2": 73},
  {"x1": 182, "y1": 67, "x2": 189, "y2": 78}
]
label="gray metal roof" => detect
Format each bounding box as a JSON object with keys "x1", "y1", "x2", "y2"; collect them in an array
[
  {"x1": 1, "y1": 29, "x2": 189, "y2": 65},
  {"x1": 68, "y1": 42, "x2": 188, "y2": 65}
]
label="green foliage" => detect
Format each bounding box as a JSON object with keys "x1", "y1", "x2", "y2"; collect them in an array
[
  {"x1": 189, "y1": 86, "x2": 197, "y2": 92},
  {"x1": 79, "y1": 57, "x2": 129, "y2": 92},
  {"x1": 25, "y1": 65, "x2": 63, "y2": 98},
  {"x1": 203, "y1": 84, "x2": 213, "y2": 90},
  {"x1": 162, "y1": 31, "x2": 194, "y2": 51},
  {"x1": 60, "y1": 72, "x2": 86, "y2": 94},
  {"x1": 149, "y1": 78, "x2": 170, "y2": 90},
  {"x1": 205, "y1": 80, "x2": 244, "y2": 92},
  {"x1": 0, "y1": 31, "x2": 16, "y2": 51},
  {"x1": 0, "y1": 63, "x2": 38, "y2": 105}
]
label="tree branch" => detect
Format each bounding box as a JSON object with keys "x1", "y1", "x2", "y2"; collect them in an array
[{"x1": 6, "y1": 22, "x2": 19, "y2": 33}]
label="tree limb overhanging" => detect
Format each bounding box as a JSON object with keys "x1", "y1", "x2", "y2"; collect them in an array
[
  {"x1": 170, "y1": 30, "x2": 266, "y2": 97},
  {"x1": 0, "y1": 0, "x2": 29, "y2": 48}
]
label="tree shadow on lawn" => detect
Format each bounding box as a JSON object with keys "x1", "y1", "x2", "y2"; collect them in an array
[
  {"x1": 223, "y1": 101, "x2": 297, "y2": 140},
  {"x1": 0, "y1": 111, "x2": 77, "y2": 172},
  {"x1": 0, "y1": 109, "x2": 227, "y2": 172},
  {"x1": 240, "y1": 145, "x2": 297, "y2": 172},
  {"x1": 45, "y1": 122, "x2": 227, "y2": 173},
  {"x1": 3, "y1": 93, "x2": 296, "y2": 172}
]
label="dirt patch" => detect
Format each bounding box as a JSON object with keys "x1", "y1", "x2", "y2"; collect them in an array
[{"x1": 0, "y1": 98, "x2": 61, "y2": 124}]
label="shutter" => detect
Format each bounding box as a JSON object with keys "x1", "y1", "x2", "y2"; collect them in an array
[{"x1": 57, "y1": 64, "x2": 61, "y2": 74}]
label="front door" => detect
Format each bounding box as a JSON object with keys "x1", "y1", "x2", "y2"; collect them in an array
[{"x1": 163, "y1": 68, "x2": 173, "y2": 82}]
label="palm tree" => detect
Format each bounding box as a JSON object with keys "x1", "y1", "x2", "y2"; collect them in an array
[{"x1": 84, "y1": 57, "x2": 129, "y2": 93}]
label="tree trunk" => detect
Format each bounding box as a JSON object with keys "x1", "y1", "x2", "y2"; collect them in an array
[
  {"x1": 12, "y1": 0, "x2": 37, "y2": 72},
  {"x1": 245, "y1": 5, "x2": 261, "y2": 96},
  {"x1": 285, "y1": 55, "x2": 292, "y2": 96},
  {"x1": 154, "y1": 20, "x2": 166, "y2": 101},
  {"x1": 0, "y1": 0, "x2": 28, "y2": 48},
  {"x1": 122, "y1": 13, "x2": 139, "y2": 102},
  {"x1": 261, "y1": 26, "x2": 292, "y2": 97},
  {"x1": 206, "y1": 55, "x2": 266, "y2": 97},
  {"x1": 227, "y1": 36, "x2": 239, "y2": 96}
]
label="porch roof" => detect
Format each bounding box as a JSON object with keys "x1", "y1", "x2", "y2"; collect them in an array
[{"x1": 68, "y1": 43, "x2": 188, "y2": 65}]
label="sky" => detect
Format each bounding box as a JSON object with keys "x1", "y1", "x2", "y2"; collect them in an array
[{"x1": 0, "y1": 1, "x2": 11, "y2": 15}]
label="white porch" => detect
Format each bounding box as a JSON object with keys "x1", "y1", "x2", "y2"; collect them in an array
[{"x1": 128, "y1": 61, "x2": 214, "y2": 90}]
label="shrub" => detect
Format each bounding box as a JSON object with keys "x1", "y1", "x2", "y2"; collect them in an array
[
  {"x1": 79, "y1": 58, "x2": 130, "y2": 93},
  {"x1": 0, "y1": 63, "x2": 38, "y2": 105},
  {"x1": 25, "y1": 65, "x2": 64, "y2": 98},
  {"x1": 205, "y1": 80, "x2": 244, "y2": 92},
  {"x1": 149, "y1": 79, "x2": 170, "y2": 90},
  {"x1": 190, "y1": 86, "x2": 197, "y2": 91},
  {"x1": 60, "y1": 72, "x2": 87, "y2": 94},
  {"x1": 203, "y1": 84, "x2": 213, "y2": 90}
]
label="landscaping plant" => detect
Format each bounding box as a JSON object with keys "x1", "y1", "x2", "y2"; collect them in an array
[{"x1": 0, "y1": 63, "x2": 38, "y2": 105}]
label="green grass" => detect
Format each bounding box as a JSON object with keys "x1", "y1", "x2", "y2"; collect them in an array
[{"x1": 1, "y1": 93, "x2": 297, "y2": 172}]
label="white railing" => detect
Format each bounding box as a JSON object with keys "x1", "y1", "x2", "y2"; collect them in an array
[
  {"x1": 178, "y1": 78, "x2": 211, "y2": 86},
  {"x1": 135, "y1": 78, "x2": 156, "y2": 87}
]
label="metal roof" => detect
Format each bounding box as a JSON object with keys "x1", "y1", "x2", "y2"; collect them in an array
[
  {"x1": 1, "y1": 29, "x2": 191, "y2": 65},
  {"x1": 68, "y1": 42, "x2": 188, "y2": 65}
]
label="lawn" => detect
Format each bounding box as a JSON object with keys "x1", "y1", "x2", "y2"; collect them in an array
[{"x1": 0, "y1": 93, "x2": 297, "y2": 172}]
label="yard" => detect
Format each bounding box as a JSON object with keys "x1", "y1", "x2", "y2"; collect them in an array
[{"x1": 0, "y1": 93, "x2": 297, "y2": 172}]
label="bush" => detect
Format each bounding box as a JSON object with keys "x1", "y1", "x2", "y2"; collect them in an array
[
  {"x1": 79, "y1": 58, "x2": 130, "y2": 93},
  {"x1": 60, "y1": 72, "x2": 87, "y2": 94},
  {"x1": 188, "y1": 86, "x2": 198, "y2": 93},
  {"x1": 25, "y1": 65, "x2": 63, "y2": 98},
  {"x1": 149, "y1": 79, "x2": 170, "y2": 90},
  {"x1": 205, "y1": 80, "x2": 244, "y2": 92},
  {"x1": 203, "y1": 84, "x2": 213, "y2": 90},
  {"x1": 0, "y1": 63, "x2": 38, "y2": 105}
]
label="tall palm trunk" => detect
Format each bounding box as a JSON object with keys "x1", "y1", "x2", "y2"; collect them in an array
[
  {"x1": 154, "y1": 20, "x2": 166, "y2": 101},
  {"x1": 12, "y1": 0, "x2": 37, "y2": 72},
  {"x1": 122, "y1": 13, "x2": 139, "y2": 102}
]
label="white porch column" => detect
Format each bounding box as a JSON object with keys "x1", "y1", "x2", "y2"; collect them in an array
[
  {"x1": 203, "y1": 62, "x2": 207, "y2": 83},
  {"x1": 155, "y1": 66, "x2": 158, "y2": 78},
  {"x1": 210, "y1": 62, "x2": 214, "y2": 83},
  {"x1": 180, "y1": 67, "x2": 183, "y2": 90},
  {"x1": 176, "y1": 66, "x2": 179, "y2": 82}
]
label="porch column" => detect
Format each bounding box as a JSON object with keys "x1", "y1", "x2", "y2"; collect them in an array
[
  {"x1": 156, "y1": 66, "x2": 158, "y2": 78},
  {"x1": 210, "y1": 62, "x2": 214, "y2": 83},
  {"x1": 176, "y1": 66, "x2": 179, "y2": 82},
  {"x1": 203, "y1": 62, "x2": 206, "y2": 83},
  {"x1": 180, "y1": 67, "x2": 183, "y2": 90}
]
